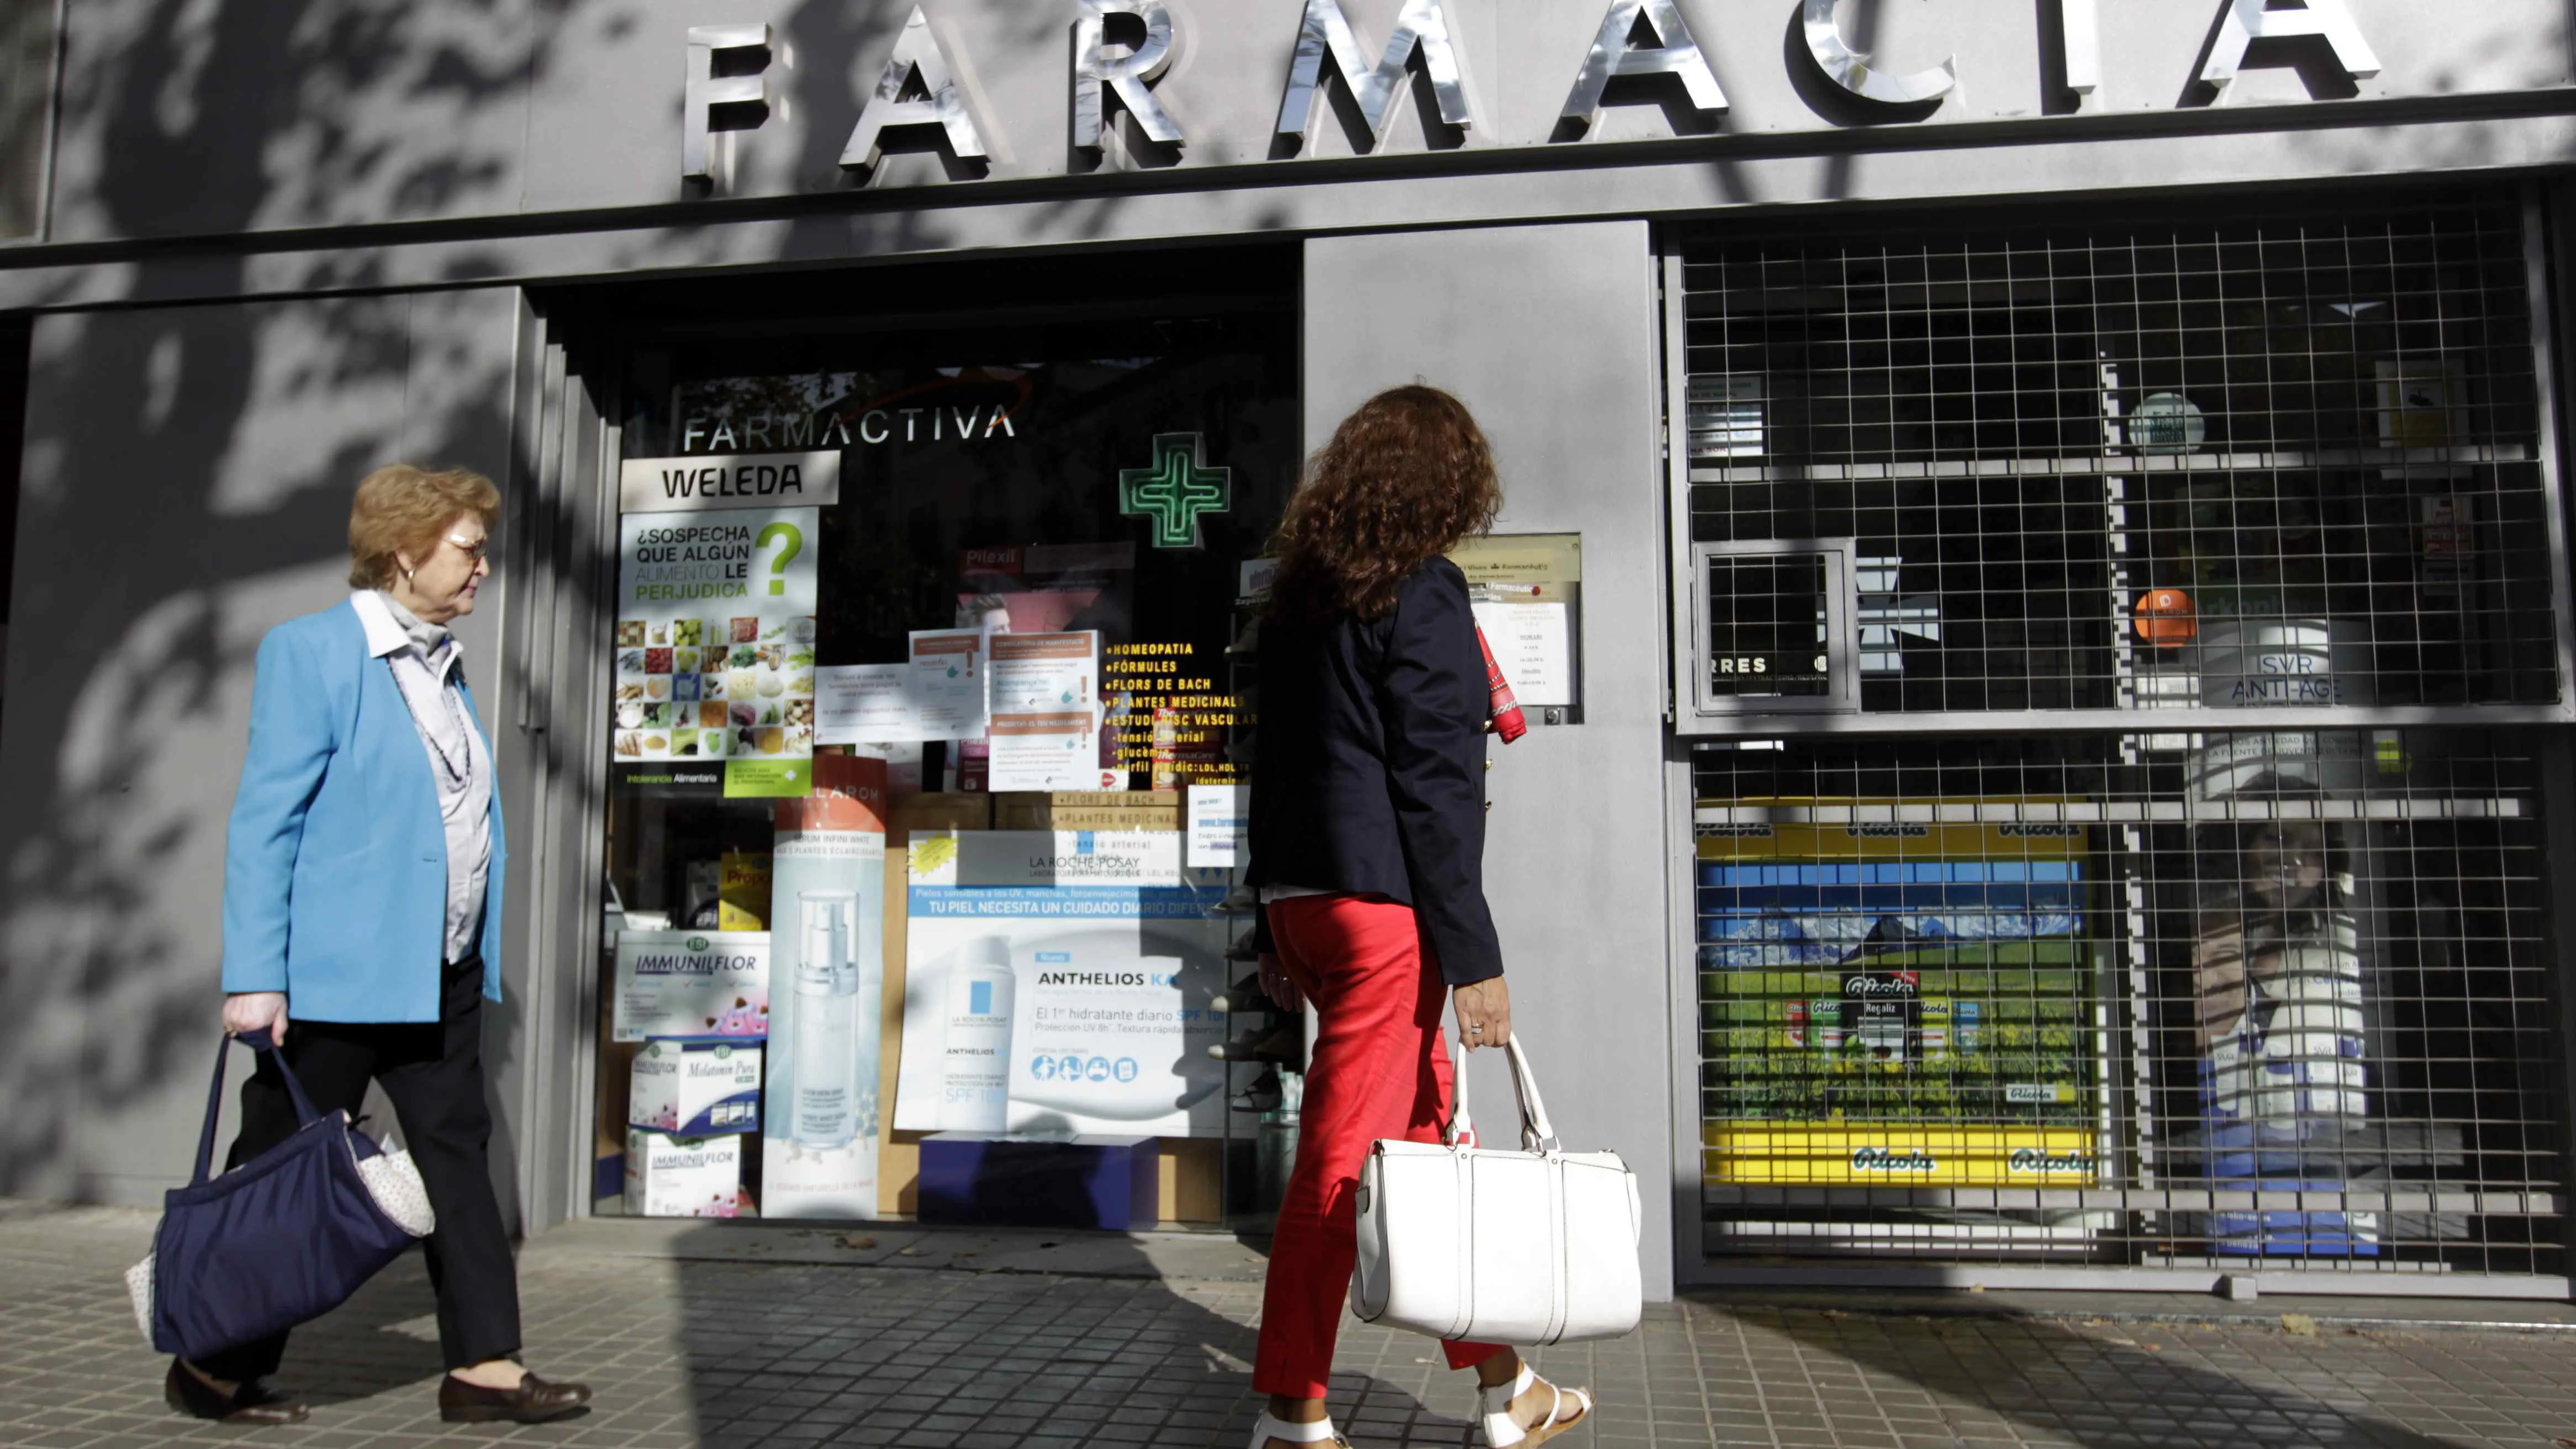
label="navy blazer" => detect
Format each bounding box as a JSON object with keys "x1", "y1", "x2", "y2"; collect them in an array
[{"x1": 1247, "y1": 556, "x2": 1503, "y2": 986}]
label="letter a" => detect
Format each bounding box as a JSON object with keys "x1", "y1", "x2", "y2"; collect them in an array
[
  {"x1": 2199, "y1": 0, "x2": 2380, "y2": 98},
  {"x1": 842, "y1": 7, "x2": 992, "y2": 173},
  {"x1": 1274, "y1": 0, "x2": 1474, "y2": 151},
  {"x1": 1560, "y1": 0, "x2": 1727, "y2": 132}
]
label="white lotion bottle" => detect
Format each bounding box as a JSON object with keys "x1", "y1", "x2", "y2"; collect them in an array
[
  {"x1": 941, "y1": 935, "x2": 1016, "y2": 1130},
  {"x1": 791, "y1": 890, "x2": 860, "y2": 1150}
]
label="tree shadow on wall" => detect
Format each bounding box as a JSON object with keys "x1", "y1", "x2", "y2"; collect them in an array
[{"x1": 0, "y1": 0, "x2": 590, "y2": 1204}]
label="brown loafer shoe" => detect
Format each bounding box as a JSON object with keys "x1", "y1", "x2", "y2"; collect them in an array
[
  {"x1": 439, "y1": 1369, "x2": 593, "y2": 1424},
  {"x1": 165, "y1": 1361, "x2": 310, "y2": 1424}
]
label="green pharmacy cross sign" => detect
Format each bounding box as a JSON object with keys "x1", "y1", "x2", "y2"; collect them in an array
[{"x1": 1118, "y1": 433, "x2": 1232, "y2": 549}]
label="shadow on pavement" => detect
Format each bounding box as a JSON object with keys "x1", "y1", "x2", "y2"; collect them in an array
[
  {"x1": 1747, "y1": 1299, "x2": 2456, "y2": 1448},
  {"x1": 268, "y1": 1247, "x2": 463, "y2": 1409},
  {"x1": 658, "y1": 1218, "x2": 1461, "y2": 1449}
]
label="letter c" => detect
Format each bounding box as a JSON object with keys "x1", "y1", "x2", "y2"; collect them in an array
[{"x1": 1802, "y1": 0, "x2": 1955, "y2": 107}]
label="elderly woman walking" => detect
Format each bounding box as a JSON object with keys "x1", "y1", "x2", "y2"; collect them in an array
[{"x1": 167, "y1": 464, "x2": 591, "y2": 1427}]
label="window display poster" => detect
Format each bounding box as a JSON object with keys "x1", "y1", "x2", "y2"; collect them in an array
[
  {"x1": 893, "y1": 831, "x2": 1230, "y2": 1136},
  {"x1": 1186, "y1": 785, "x2": 1249, "y2": 869},
  {"x1": 814, "y1": 630, "x2": 991, "y2": 746},
  {"x1": 987, "y1": 631, "x2": 1112, "y2": 791},
  {"x1": 614, "y1": 506, "x2": 819, "y2": 797},
  {"x1": 613, "y1": 930, "x2": 771, "y2": 1042},
  {"x1": 763, "y1": 756, "x2": 889, "y2": 1220}
]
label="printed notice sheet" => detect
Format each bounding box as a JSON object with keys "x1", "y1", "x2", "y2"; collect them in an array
[{"x1": 987, "y1": 631, "x2": 1103, "y2": 790}]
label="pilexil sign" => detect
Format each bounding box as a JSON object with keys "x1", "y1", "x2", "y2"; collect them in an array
[{"x1": 680, "y1": 0, "x2": 2398, "y2": 183}]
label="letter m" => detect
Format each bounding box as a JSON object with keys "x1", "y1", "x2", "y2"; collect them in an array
[{"x1": 1275, "y1": 0, "x2": 1474, "y2": 150}]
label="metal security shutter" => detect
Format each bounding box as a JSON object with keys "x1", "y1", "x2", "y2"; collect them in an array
[
  {"x1": 1671, "y1": 195, "x2": 2561, "y2": 727},
  {"x1": 1669, "y1": 191, "x2": 2572, "y2": 1293}
]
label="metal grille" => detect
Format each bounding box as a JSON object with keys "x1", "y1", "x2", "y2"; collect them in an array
[
  {"x1": 1677, "y1": 197, "x2": 2559, "y2": 716},
  {"x1": 1691, "y1": 729, "x2": 2566, "y2": 1286}
]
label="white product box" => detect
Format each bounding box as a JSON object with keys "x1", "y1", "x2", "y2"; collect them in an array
[
  {"x1": 624, "y1": 1129, "x2": 748, "y2": 1218},
  {"x1": 630, "y1": 1038, "x2": 763, "y2": 1136}
]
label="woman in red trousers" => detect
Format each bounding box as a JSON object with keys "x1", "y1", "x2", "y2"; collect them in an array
[{"x1": 1243, "y1": 385, "x2": 1593, "y2": 1449}]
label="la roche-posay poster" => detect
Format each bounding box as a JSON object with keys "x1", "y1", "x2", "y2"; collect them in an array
[{"x1": 893, "y1": 831, "x2": 1229, "y2": 1136}]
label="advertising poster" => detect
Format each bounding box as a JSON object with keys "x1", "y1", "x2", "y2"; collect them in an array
[
  {"x1": 613, "y1": 505, "x2": 820, "y2": 797},
  {"x1": 987, "y1": 631, "x2": 1107, "y2": 790},
  {"x1": 893, "y1": 831, "x2": 1229, "y2": 1136},
  {"x1": 1695, "y1": 811, "x2": 2095, "y2": 1188},
  {"x1": 762, "y1": 756, "x2": 890, "y2": 1220},
  {"x1": 613, "y1": 930, "x2": 772, "y2": 1042}
]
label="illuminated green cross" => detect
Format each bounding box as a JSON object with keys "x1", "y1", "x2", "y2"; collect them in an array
[{"x1": 1119, "y1": 433, "x2": 1232, "y2": 549}]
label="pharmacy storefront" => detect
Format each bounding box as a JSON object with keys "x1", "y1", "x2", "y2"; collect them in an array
[{"x1": 8, "y1": 0, "x2": 2576, "y2": 1303}]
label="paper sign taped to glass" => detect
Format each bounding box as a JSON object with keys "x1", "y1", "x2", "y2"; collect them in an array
[{"x1": 893, "y1": 830, "x2": 1230, "y2": 1136}]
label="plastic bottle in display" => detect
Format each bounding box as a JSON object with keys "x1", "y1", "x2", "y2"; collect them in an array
[
  {"x1": 942, "y1": 935, "x2": 1015, "y2": 1130},
  {"x1": 791, "y1": 890, "x2": 861, "y2": 1150}
]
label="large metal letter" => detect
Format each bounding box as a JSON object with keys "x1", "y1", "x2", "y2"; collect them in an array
[
  {"x1": 2060, "y1": 0, "x2": 2098, "y2": 95},
  {"x1": 841, "y1": 7, "x2": 991, "y2": 172},
  {"x1": 1801, "y1": 0, "x2": 1955, "y2": 107},
  {"x1": 1560, "y1": 0, "x2": 1726, "y2": 130},
  {"x1": 2198, "y1": 0, "x2": 2380, "y2": 97},
  {"x1": 1274, "y1": 0, "x2": 1474, "y2": 150},
  {"x1": 684, "y1": 24, "x2": 772, "y2": 181},
  {"x1": 1075, "y1": 0, "x2": 1183, "y2": 150}
]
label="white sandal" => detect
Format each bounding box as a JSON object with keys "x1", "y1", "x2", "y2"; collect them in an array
[
  {"x1": 1249, "y1": 1410, "x2": 1348, "y2": 1449},
  {"x1": 1478, "y1": 1363, "x2": 1593, "y2": 1448}
]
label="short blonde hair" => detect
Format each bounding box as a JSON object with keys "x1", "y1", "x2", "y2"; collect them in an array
[{"x1": 347, "y1": 464, "x2": 500, "y2": 589}]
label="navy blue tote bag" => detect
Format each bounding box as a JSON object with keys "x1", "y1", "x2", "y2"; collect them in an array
[{"x1": 135, "y1": 1032, "x2": 432, "y2": 1360}]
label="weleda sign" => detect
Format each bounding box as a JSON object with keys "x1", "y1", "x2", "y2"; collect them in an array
[
  {"x1": 620, "y1": 451, "x2": 842, "y2": 513},
  {"x1": 680, "y1": 0, "x2": 2422, "y2": 185}
]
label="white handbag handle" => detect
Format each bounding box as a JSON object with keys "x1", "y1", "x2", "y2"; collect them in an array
[{"x1": 1444, "y1": 1023, "x2": 1560, "y2": 1155}]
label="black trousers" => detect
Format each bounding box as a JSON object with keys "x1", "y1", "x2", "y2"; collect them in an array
[{"x1": 195, "y1": 955, "x2": 521, "y2": 1381}]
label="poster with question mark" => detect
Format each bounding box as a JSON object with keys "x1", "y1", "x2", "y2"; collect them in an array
[{"x1": 614, "y1": 505, "x2": 820, "y2": 796}]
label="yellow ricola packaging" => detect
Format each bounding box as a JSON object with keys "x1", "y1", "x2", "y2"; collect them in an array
[
  {"x1": 1702, "y1": 1123, "x2": 2100, "y2": 1186},
  {"x1": 717, "y1": 850, "x2": 772, "y2": 930}
]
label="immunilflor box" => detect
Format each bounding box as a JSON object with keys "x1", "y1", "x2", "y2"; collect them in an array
[{"x1": 624, "y1": 1129, "x2": 748, "y2": 1218}]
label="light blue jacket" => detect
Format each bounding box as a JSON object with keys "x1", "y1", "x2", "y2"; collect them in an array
[{"x1": 220, "y1": 600, "x2": 506, "y2": 1022}]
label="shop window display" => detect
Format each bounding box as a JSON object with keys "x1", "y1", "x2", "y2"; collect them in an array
[
  {"x1": 1690, "y1": 732, "x2": 2561, "y2": 1277},
  {"x1": 588, "y1": 279, "x2": 1298, "y2": 1225}
]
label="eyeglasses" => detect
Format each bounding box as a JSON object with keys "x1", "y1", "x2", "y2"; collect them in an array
[{"x1": 446, "y1": 533, "x2": 492, "y2": 564}]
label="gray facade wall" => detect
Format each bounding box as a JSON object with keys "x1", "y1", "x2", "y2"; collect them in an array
[
  {"x1": 0, "y1": 287, "x2": 526, "y2": 1208},
  {"x1": 1303, "y1": 221, "x2": 1675, "y2": 1299},
  {"x1": 36, "y1": 0, "x2": 2576, "y2": 241}
]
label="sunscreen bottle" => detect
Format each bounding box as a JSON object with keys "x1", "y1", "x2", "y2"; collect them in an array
[{"x1": 941, "y1": 935, "x2": 1015, "y2": 1130}]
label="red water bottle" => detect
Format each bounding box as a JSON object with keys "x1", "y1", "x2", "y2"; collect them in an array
[{"x1": 1476, "y1": 627, "x2": 1528, "y2": 744}]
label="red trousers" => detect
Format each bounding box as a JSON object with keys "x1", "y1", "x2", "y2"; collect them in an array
[{"x1": 1253, "y1": 893, "x2": 1503, "y2": 1399}]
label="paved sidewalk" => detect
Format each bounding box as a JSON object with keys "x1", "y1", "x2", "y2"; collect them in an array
[{"x1": 6, "y1": 1202, "x2": 2576, "y2": 1448}]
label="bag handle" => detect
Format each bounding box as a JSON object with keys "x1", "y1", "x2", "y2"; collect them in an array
[
  {"x1": 1441, "y1": 1025, "x2": 1560, "y2": 1155},
  {"x1": 189, "y1": 1029, "x2": 323, "y2": 1186},
  {"x1": 1501, "y1": 1038, "x2": 1561, "y2": 1154}
]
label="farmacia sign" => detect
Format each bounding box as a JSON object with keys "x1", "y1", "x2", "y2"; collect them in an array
[{"x1": 681, "y1": 0, "x2": 2392, "y2": 182}]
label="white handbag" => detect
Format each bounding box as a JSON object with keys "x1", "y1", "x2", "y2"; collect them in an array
[{"x1": 1349, "y1": 1033, "x2": 1643, "y2": 1346}]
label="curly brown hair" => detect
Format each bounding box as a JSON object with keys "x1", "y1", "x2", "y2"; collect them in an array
[{"x1": 1269, "y1": 385, "x2": 1501, "y2": 620}]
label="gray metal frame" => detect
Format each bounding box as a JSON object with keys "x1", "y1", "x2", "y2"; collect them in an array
[
  {"x1": 1683, "y1": 539, "x2": 1859, "y2": 721},
  {"x1": 1655, "y1": 188, "x2": 2576, "y2": 1295},
  {"x1": 496, "y1": 306, "x2": 625, "y2": 1234}
]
